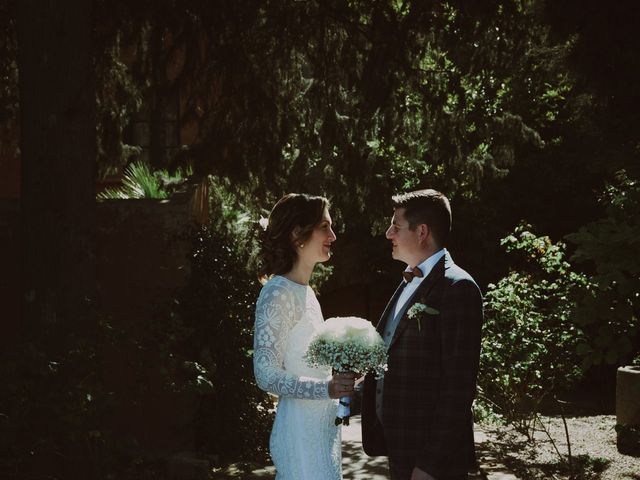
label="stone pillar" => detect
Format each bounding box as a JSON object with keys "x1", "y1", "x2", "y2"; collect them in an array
[{"x1": 616, "y1": 365, "x2": 640, "y2": 456}]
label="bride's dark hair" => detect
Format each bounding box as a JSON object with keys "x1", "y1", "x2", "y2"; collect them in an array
[{"x1": 258, "y1": 193, "x2": 329, "y2": 279}]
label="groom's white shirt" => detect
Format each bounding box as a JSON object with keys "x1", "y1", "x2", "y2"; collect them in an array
[{"x1": 393, "y1": 248, "x2": 446, "y2": 318}]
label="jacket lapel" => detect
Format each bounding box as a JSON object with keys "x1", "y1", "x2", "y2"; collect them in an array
[
  {"x1": 375, "y1": 281, "x2": 406, "y2": 334},
  {"x1": 388, "y1": 253, "x2": 448, "y2": 350}
]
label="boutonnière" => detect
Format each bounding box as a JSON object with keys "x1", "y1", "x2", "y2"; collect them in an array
[{"x1": 406, "y1": 302, "x2": 440, "y2": 332}]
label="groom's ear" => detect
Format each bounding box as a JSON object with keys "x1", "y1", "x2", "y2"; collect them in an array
[{"x1": 417, "y1": 224, "x2": 430, "y2": 244}]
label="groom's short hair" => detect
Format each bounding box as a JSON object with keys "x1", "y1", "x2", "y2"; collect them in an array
[{"x1": 392, "y1": 189, "x2": 451, "y2": 248}]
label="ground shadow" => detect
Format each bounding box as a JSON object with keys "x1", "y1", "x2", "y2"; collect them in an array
[
  {"x1": 342, "y1": 440, "x2": 390, "y2": 480},
  {"x1": 478, "y1": 428, "x2": 616, "y2": 480}
]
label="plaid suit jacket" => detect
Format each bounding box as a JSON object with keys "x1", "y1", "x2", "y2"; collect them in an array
[{"x1": 362, "y1": 252, "x2": 483, "y2": 478}]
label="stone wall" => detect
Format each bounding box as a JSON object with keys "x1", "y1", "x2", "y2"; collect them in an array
[{"x1": 94, "y1": 181, "x2": 208, "y2": 453}]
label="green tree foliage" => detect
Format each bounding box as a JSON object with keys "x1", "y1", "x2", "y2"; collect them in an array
[
  {"x1": 87, "y1": 2, "x2": 554, "y2": 209},
  {"x1": 544, "y1": 1, "x2": 640, "y2": 178},
  {"x1": 471, "y1": 1, "x2": 640, "y2": 385},
  {"x1": 453, "y1": 2, "x2": 640, "y2": 291},
  {"x1": 1, "y1": 0, "x2": 636, "y2": 262},
  {"x1": 567, "y1": 170, "x2": 640, "y2": 369},
  {"x1": 479, "y1": 225, "x2": 587, "y2": 435},
  {"x1": 3, "y1": 0, "x2": 612, "y2": 283}
]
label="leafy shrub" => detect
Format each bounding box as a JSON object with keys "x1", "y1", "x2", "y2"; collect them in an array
[
  {"x1": 0, "y1": 225, "x2": 272, "y2": 479},
  {"x1": 0, "y1": 316, "x2": 167, "y2": 480},
  {"x1": 175, "y1": 226, "x2": 273, "y2": 463},
  {"x1": 566, "y1": 170, "x2": 640, "y2": 369},
  {"x1": 478, "y1": 224, "x2": 587, "y2": 435}
]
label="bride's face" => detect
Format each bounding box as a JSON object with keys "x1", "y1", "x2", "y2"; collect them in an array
[{"x1": 298, "y1": 208, "x2": 336, "y2": 264}]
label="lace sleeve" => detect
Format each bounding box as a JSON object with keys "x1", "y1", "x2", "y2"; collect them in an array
[{"x1": 253, "y1": 281, "x2": 330, "y2": 399}]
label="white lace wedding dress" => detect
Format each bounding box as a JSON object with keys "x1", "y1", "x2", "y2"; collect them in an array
[{"x1": 253, "y1": 275, "x2": 341, "y2": 480}]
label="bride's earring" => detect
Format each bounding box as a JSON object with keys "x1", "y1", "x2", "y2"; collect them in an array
[{"x1": 299, "y1": 243, "x2": 304, "y2": 249}]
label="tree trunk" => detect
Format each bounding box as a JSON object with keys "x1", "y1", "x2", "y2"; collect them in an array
[
  {"x1": 17, "y1": 1, "x2": 96, "y2": 340},
  {"x1": 16, "y1": 2, "x2": 97, "y2": 476}
]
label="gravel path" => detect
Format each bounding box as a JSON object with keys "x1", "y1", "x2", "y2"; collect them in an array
[
  {"x1": 478, "y1": 415, "x2": 640, "y2": 479},
  {"x1": 211, "y1": 416, "x2": 390, "y2": 479},
  {"x1": 212, "y1": 415, "x2": 489, "y2": 479},
  {"x1": 210, "y1": 415, "x2": 640, "y2": 479}
]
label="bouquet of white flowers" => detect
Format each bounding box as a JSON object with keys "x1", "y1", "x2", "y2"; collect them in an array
[{"x1": 305, "y1": 316, "x2": 388, "y2": 426}]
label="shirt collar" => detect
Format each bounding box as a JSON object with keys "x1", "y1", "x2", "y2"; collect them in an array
[{"x1": 404, "y1": 248, "x2": 446, "y2": 284}]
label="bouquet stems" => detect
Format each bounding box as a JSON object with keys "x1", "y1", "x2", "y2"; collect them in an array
[{"x1": 335, "y1": 396, "x2": 351, "y2": 425}]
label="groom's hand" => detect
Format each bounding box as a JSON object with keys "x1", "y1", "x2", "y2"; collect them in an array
[
  {"x1": 410, "y1": 467, "x2": 437, "y2": 480},
  {"x1": 328, "y1": 372, "x2": 356, "y2": 399}
]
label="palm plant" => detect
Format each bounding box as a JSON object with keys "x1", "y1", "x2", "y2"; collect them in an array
[{"x1": 97, "y1": 161, "x2": 192, "y2": 199}]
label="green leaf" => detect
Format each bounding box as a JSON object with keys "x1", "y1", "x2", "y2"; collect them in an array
[{"x1": 576, "y1": 343, "x2": 593, "y2": 356}]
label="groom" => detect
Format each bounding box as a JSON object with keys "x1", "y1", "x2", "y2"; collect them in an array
[{"x1": 361, "y1": 189, "x2": 483, "y2": 480}]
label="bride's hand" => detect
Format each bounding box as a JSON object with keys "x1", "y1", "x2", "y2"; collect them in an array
[{"x1": 328, "y1": 372, "x2": 356, "y2": 399}]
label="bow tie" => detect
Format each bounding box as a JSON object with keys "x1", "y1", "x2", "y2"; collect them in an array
[{"x1": 402, "y1": 266, "x2": 424, "y2": 283}]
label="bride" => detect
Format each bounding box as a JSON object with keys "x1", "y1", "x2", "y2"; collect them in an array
[{"x1": 253, "y1": 193, "x2": 356, "y2": 480}]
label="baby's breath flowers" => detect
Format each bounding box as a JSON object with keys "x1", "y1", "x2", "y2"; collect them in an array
[
  {"x1": 305, "y1": 316, "x2": 388, "y2": 425},
  {"x1": 406, "y1": 302, "x2": 440, "y2": 332},
  {"x1": 305, "y1": 316, "x2": 387, "y2": 378}
]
